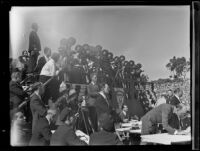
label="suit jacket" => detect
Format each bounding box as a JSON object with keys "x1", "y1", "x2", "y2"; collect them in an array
[
  {"x1": 34, "y1": 56, "x2": 47, "y2": 73},
  {"x1": 89, "y1": 130, "x2": 123, "y2": 145},
  {"x1": 169, "y1": 95, "x2": 180, "y2": 107},
  {"x1": 87, "y1": 83, "x2": 99, "y2": 106},
  {"x1": 29, "y1": 117, "x2": 51, "y2": 146},
  {"x1": 141, "y1": 104, "x2": 178, "y2": 134},
  {"x1": 9, "y1": 80, "x2": 28, "y2": 109},
  {"x1": 94, "y1": 93, "x2": 112, "y2": 118},
  {"x1": 29, "y1": 30, "x2": 41, "y2": 52},
  {"x1": 50, "y1": 124, "x2": 87, "y2": 146},
  {"x1": 30, "y1": 93, "x2": 47, "y2": 132},
  {"x1": 119, "y1": 111, "x2": 129, "y2": 122}
]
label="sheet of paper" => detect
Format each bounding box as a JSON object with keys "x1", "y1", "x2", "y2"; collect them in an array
[{"x1": 141, "y1": 133, "x2": 191, "y2": 145}]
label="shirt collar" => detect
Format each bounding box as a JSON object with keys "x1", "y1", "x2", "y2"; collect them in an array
[
  {"x1": 91, "y1": 81, "x2": 96, "y2": 85},
  {"x1": 44, "y1": 55, "x2": 49, "y2": 62},
  {"x1": 34, "y1": 91, "x2": 41, "y2": 100},
  {"x1": 174, "y1": 94, "x2": 180, "y2": 101},
  {"x1": 99, "y1": 91, "x2": 106, "y2": 100}
]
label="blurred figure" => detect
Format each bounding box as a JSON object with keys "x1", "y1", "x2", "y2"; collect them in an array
[
  {"x1": 30, "y1": 82, "x2": 47, "y2": 134},
  {"x1": 119, "y1": 104, "x2": 129, "y2": 123},
  {"x1": 10, "y1": 71, "x2": 28, "y2": 118},
  {"x1": 28, "y1": 23, "x2": 41, "y2": 73},
  {"x1": 87, "y1": 73, "x2": 99, "y2": 132},
  {"x1": 29, "y1": 109, "x2": 57, "y2": 146},
  {"x1": 50, "y1": 107, "x2": 87, "y2": 146},
  {"x1": 10, "y1": 112, "x2": 27, "y2": 146},
  {"x1": 155, "y1": 93, "x2": 167, "y2": 107},
  {"x1": 34, "y1": 47, "x2": 51, "y2": 74},
  {"x1": 89, "y1": 113, "x2": 123, "y2": 145}
]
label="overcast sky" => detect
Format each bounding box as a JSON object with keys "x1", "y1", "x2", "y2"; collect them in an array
[{"x1": 9, "y1": 6, "x2": 190, "y2": 81}]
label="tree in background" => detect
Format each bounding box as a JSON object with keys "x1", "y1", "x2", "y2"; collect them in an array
[{"x1": 166, "y1": 56, "x2": 190, "y2": 80}]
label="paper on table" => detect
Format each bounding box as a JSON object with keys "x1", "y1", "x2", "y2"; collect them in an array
[{"x1": 141, "y1": 133, "x2": 191, "y2": 145}]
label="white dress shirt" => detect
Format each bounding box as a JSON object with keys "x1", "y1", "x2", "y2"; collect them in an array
[
  {"x1": 40, "y1": 58, "x2": 56, "y2": 76},
  {"x1": 99, "y1": 91, "x2": 109, "y2": 107}
]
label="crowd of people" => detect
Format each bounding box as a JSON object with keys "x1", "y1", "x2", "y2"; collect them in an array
[{"x1": 10, "y1": 23, "x2": 191, "y2": 146}]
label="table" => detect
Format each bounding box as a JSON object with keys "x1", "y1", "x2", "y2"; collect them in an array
[{"x1": 141, "y1": 133, "x2": 191, "y2": 145}]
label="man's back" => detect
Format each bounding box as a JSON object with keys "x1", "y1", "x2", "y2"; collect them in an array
[
  {"x1": 50, "y1": 124, "x2": 87, "y2": 146},
  {"x1": 29, "y1": 117, "x2": 51, "y2": 146},
  {"x1": 89, "y1": 130, "x2": 123, "y2": 145}
]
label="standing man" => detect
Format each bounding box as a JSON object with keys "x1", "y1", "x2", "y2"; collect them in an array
[
  {"x1": 28, "y1": 23, "x2": 41, "y2": 73},
  {"x1": 30, "y1": 82, "x2": 47, "y2": 133},
  {"x1": 166, "y1": 89, "x2": 174, "y2": 104},
  {"x1": 94, "y1": 82, "x2": 113, "y2": 125},
  {"x1": 34, "y1": 47, "x2": 51, "y2": 74},
  {"x1": 141, "y1": 103, "x2": 188, "y2": 135},
  {"x1": 29, "y1": 109, "x2": 57, "y2": 146},
  {"x1": 169, "y1": 88, "x2": 183, "y2": 107},
  {"x1": 87, "y1": 73, "x2": 99, "y2": 132},
  {"x1": 39, "y1": 52, "x2": 60, "y2": 105}
]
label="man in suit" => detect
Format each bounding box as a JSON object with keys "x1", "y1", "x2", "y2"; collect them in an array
[
  {"x1": 89, "y1": 113, "x2": 123, "y2": 145},
  {"x1": 10, "y1": 71, "x2": 28, "y2": 118},
  {"x1": 141, "y1": 103, "x2": 188, "y2": 135},
  {"x1": 34, "y1": 47, "x2": 51, "y2": 74},
  {"x1": 50, "y1": 107, "x2": 87, "y2": 146},
  {"x1": 30, "y1": 82, "x2": 47, "y2": 133},
  {"x1": 94, "y1": 82, "x2": 113, "y2": 121},
  {"x1": 166, "y1": 89, "x2": 173, "y2": 104},
  {"x1": 29, "y1": 109, "x2": 57, "y2": 146},
  {"x1": 28, "y1": 23, "x2": 41, "y2": 73},
  {"x1": 168, "y1": 88, "x2": 183, "y2": 107},
  {"x1": 119, "y1": 104, "x2": 129, "y2": 123},
  {"x1": 87, "y1": 73, "x2": 99, "y2": 132}
]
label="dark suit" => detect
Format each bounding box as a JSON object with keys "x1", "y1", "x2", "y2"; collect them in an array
[
  {"x1": 28, "y1": 30, "x2": 41, "y2": 73},
  {"x1": 169, "y1": 95, "x2": 180, "y2": 107},
  {"x1": 29, "y1": 117, "x2": 51, "y2": 146},
  {"x1": 34, "y1": 56, "x2": 47, "y2": 74},
  {"x1": 30, "y1": 93, "x2": 47, "y2": 133},
  {"x1": 119, "y1": 111, "x2": 129, "y2": 122},
  {"x1": 89, "y1": 130, "x2": 123, "y2": 145},
  {"x1": 50, "y1": 124, "x2": 87, "y2": 146},
  {"x1": 87, "y1": 83, "x2": 99, "y2": 131},
  {"x1": 94, "y1": 93, "x2": 112, "y2": 119},
  {"x1": 141, "y1": 104, "x2": 178, "y2": 135},
  {"x1": 10, "y1": 80, "x2": 28, "y2": 109}
]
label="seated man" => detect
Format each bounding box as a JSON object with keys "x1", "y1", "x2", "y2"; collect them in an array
[
  {"x1": 119, "y1": 104, "x2": 129, "y2": 123},
  {"x1": 141, "y1": 103, "x2": 188, "y2": 135},
  {"x1": 89, "y1": 113, "x2": 123, "y2": 145},
  {"x1": 29, "y1": 109, "x2": 57, "y2": 146},
  {"x1": 10, "y1": 71, "x2": 28, "y2": 118},
  {"x1": 50, "y1": 107, "x2": 87, "y2": 146}
]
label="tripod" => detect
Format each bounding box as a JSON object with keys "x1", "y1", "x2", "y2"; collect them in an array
[{"x1": 74, "y1": 102, "x2": 94, "y2": 135}]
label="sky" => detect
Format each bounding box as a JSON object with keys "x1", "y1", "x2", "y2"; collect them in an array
[{"x1": 9, "y1": 6, "x2": 190, "y2": 81}]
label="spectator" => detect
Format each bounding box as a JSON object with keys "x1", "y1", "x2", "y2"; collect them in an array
[
  {"x1": 89, "y1": 113, "x2": 123, "y2": 145},
  {"x1": 119, "y1": 104, "x2": 129, "y2": 123},
  {"x1": 50, "y1": 107, "x2": 87, "y2": 146},
  {"x1": 29, "y1": 109, "x2": 57, "y2": 146}
]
